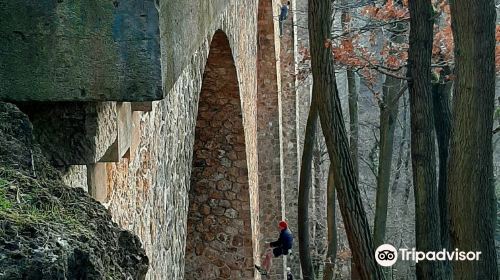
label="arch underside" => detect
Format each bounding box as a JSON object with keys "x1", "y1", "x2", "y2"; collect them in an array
[{"x1": 184, "y1": 31, "x2": 255, "y2": 280}]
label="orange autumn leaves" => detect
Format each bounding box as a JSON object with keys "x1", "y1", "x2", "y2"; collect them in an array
[
  {"x1": 328, "y1": 0, "x2": 500, "y2": 76},
  {"x1": 361, "y1": 0, "x2": 408, "y2": 21},
  {"x1": 330, "y1": 0, "x2": 409, "y2": 75}
]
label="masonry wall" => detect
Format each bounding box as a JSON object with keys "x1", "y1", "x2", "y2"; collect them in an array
[
  {"x1": 256, "y1": 0, "x2": 287, "y2": 279},
  {"x1": 2, "y1": 1, "x2": 304, "y2": 279},
  {"x1": 184, "y1": 31, "x2": 254, "y2": 279},
  {"x1": 51, "y1": 1, "x2": 263, "y2": 279},
  {"x1": 105, "y1": 5, "x2": 261, "y2": 278},
  {"x1": 279, "y1": 3, "x2": 302, "y2": 278}
]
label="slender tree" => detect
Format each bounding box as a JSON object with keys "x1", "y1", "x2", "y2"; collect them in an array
[
  {"x1": 309, "y1": 0, "x2": 384, "y2": 278},
  {"x1": 431, "y1": 67, "x2": 452, "y2": 251},
  {"x1": 373, "y1": 76, "x2": 403, "y2": 247},
  {"x1": 407, "y1": 0, "x2": 443, "y2": 278},
  {"x1": 431, "y1": 66, "x2": 452, "y2": 278},
  {"x1": 447, "y1": 0, "x2": 498, "y2": 278},
  {"x1": 342, "y1": 6, "x2": 362, "y2": 279},
  {"x1": 298, "y1": 100, "x2": 318, "y2": 280},
  {"x1": 373, "y1": 9, "x2": 407, "y2": 247},
  {"x1": 344, "y1": 19, "x2": 359, "y2": 183},
  {"x1": 347, "y1": 71, "x2": 359, "y2": 180},
  {"x1": 322, "y1": 164, "x2": 337, "y2": 280}
]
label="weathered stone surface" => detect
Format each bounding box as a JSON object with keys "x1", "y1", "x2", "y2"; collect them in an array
[
  {"x1": 60, "y1": 165, "x2": 88, "y2": 192},
  {"x1": 160, "y1": 0, "x2": 231, "y2": 94},
  {"x1": 0, "y1": 0, "x2": 161, "y2": 101},
  {"x1": 256, "y1": 0, "x2": 287, "y2": 278},
  {"x1": 279, "y1": 2, "x2": 301, "y2": 277},
  {"x1": 100, "y1": 102, "x2": 132, "y2": 162},
  {"x1": 18, "y1": 102, "x2": 117, "y2": 166},
  {"x1": 96, "y1": 2, "x2": 263, "y2": 276},
  {"x1": 184, "y1": 31, "x2": 254, "y2": 280},
  {"x1": 87, "y1": 163, "x2": 108, "y2": 203},
  {"x1": 131, "y1": 102, "x2": 153, "y2": 112}
]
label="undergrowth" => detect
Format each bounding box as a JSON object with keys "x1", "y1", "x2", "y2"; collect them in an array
[{"x1": 0, "y1": 167, "x2": 88, "y2": 235}]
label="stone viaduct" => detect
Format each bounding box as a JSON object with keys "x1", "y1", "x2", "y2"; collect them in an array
[{"x1": 0, "y1": 0, "x2": 307, "y2": 279}]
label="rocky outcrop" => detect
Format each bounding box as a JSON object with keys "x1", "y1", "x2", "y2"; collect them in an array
[{"x1": 0, "y1": 102, "x2": 148, "y2": 279}]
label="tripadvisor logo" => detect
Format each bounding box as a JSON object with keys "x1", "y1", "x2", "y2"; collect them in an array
[
  {"x1": 375, "y1": 244, "x2": 398, "y2": 267},
  {"x1": 375, "y1": 244, "x2": 482, "y2": 267}
]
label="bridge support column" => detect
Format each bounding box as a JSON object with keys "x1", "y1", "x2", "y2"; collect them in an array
[{"x1": 279, "y1": 1, "x2": 301, "y2": 278}]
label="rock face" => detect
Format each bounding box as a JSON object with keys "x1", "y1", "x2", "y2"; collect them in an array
[{"x1": 0, "y1": 102, "x2": 149, "y2": 279}]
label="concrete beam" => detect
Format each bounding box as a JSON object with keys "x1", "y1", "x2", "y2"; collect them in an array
[{"x1": 0, "y1": 0, "x2": 162, "y2": 102}]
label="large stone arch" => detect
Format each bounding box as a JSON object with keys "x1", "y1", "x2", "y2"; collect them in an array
[{"x1": 184, "y1": 30, "x2": 255, "y2": 280}]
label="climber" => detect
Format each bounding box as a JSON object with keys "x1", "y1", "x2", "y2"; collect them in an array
[
  {"x1": 279, "y1": 1, "x2": 291, "y2": 37},
  {"x1": 255, "y1": 221, "x2": 294, "y2": 276},
  {"x1": 287, "y1": 267, "x2": 294, "y2": 280}
]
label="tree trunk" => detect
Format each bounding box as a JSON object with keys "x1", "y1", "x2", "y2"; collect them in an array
[
  {"x1": 431, "y1": 69, "x2": 452, "y2": 278},
  {"x1": 298, "y1": 99, "x2": 318, "y2": 280},
  {"x1": 308, "y1": 0, "x2": 384, "y2": 279},
  {"x1": 448, "y1": 0, "x2": 498, "y2": 278},
  {"x1": 343, "y1": 5, "x2": 362, "y2": 280},
  {"x1": 373, "y1": 76, "x2": 403, "y2": 247},
  {"x1": 407, "y1": 0, "x2": 443, "y2": 279},
  {"x1": 323, "y1": 164, "x2": 337, "y2": 280},
  {"x1": 347, "y1": 70, "x2": 359, "y2": 177},
  {"x1": 347, "y1": 71, "x2": 362, "y2": 280}
]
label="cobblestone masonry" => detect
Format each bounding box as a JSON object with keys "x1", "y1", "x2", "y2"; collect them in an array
[
  {"x1": 103, "y1": 3, "x2": 263, "y2": 279},
  {"x1": 257, "y1": 0, "x2": 287, "y2": 279},
  {"x1": 184, "y1": 31, "x2": 254, "y2": 280},
  {"x1": 279, "y1": 2, "x2": 301, "y2": 278}
]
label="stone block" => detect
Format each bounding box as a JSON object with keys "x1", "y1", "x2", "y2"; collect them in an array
[
  {"x1": 0, "y1": 0, "x2": 161, "y2": 102},
  {"x1": 131, "y1": 102, "x2": 153, "y2": 112},
  {"x1": 87, "y1": 163, "x2": 108, "y2": 202},
  {"x1": 129, "y1": 112, "x2": 142, "y2": 161},
  {"x1": 18, "y1": 102, "x2": 117, "y2": 166},
  {"x1": 61, "y1": 165, "x2": 88, "y2": 192},
  {"x1": 99, "y1": 102, "x2": 132, "y2": 162}
]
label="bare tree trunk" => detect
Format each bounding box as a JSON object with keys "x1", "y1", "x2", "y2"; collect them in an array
[
  {"x1": 431, "y1": 68, "x2": 452, "y2": 278},
  {"x1": 373, "y1": 8, "x2": 406, "y2": 248},
  {"x1": 373, "y1": 76, "x2": 403, "y2": 247},
  {"x1": 323, "y1": 164, "x2": 337, "y2": 280},
  {"x1": 298, "y1": 100, "x2": 318, "y2": 280},
  {"x1": 342, "y1": 5, "x2": 362, "y2": 280},
  {"x1": 309, "y1": 0, "x2": 384, "y2": 279},
  {"x1": 407, "y1": 0, "x2": 443, "y2": 279},
  {"x1": 347, "y1": 71, "x2": 362, "y2": 280},
  {"x1": 347, "y1": 70, "x2": 359, "y2": 177},
  {"x1": 448, "y1": 0, "x2": 498, "y2": 278}
]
